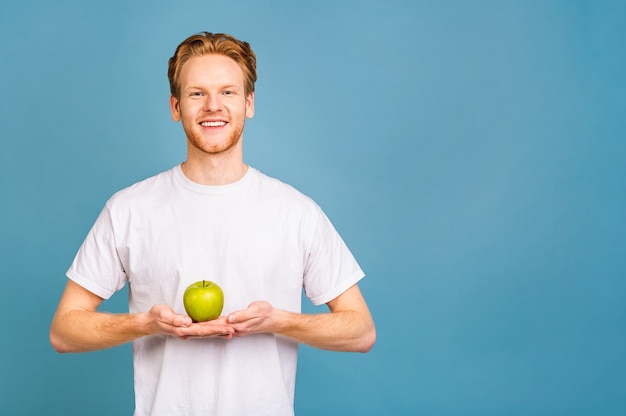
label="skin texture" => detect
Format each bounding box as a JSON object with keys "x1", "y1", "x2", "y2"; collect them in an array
[
  {"x1": 170, "y1": 54, "x2": 254, "y2": 186},
  {"x1": 50, "y1": 53, "x2": 376, "y2": 354}
]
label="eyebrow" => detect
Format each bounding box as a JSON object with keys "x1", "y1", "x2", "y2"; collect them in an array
[{"x1": 185, "y1": 84, "x2": 242, "y2": 91}]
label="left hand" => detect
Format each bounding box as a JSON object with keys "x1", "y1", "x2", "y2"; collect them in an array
[{"x1": 227, "y1": 301, "x2": 282, "y2": 337}]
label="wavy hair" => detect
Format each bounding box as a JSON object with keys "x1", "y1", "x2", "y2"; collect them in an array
[{"x1": 167, "y1": 32, "x2": 257, "y2": 99}]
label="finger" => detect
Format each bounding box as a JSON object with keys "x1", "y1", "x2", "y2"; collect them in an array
[
  {"x1": 151, "y1": 305, "x2": 192, "y2": 329},
  {"x1": 227, "y1": 310, "x2": 251, "y2": 324},
  {"x1": 177, "y1": 322, "x2": 236, "y2": 338},
  {"x1": 228, "y1": 301, "x2": 271, "y2": 323},
  {"x1": 179, "y1": 332, "x2": 233, "y2": 341},
  {"x1": 160, "y1": 311, "x2": 192, "y2": 328},
  {"x1": 172, "y1": 315, "x2": 193, "y2": 327}
]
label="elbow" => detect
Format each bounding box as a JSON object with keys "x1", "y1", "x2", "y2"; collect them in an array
[
  {"x1": 50, "y1": 334, "x2": 64, "y2": 354},
  {"x1": 49, "y1": 329, "x2": 68, "y2": 354},
  {"x1": 49, "y1": 321, "x2": 73, "y2": 354},
  {"x1": 357, "y1": 323, "x2": 377, "y2": 353}
]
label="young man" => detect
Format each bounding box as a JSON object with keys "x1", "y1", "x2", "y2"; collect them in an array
[{"x1": 50, "y1": 32, "x2": 375, "y2": 415}]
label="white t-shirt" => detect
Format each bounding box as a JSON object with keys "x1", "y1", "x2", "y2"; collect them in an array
[{"x1": 67, "y1": 165, "x2": 364, "y2": 416}]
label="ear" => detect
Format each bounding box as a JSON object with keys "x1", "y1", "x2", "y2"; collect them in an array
[
  {"x1": 170, "y1": 95, "x2": 181, "y2": 122},
  {"x1": 245, "y1": 92, "x2": 255, "y2": 119}
]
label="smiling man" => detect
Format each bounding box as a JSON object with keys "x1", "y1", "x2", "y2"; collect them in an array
[
  {"x1": 171, "y1": 53, "x2": 255, "y2": 182},
  {"x1": 50, "y1": 32, "x2": 375, "y2": 416}
]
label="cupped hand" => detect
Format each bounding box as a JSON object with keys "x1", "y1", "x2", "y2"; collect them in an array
[
  {"x1": 177, "y1": 316, "x2": 235, "y2": 340},
  {"x1": 148, "y1": 304, "x2": 235, "y2": 340},
  {"x1": 226, "y1": 301, "x2": 281, "y2": 337}
]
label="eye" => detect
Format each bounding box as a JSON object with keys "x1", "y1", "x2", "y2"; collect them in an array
[
  {"x1": 222, "y1": 90, "x2": 235, "y2": 96},
  {"x1": 190, "y1": 91, "x2": 204, "y2": 97}
]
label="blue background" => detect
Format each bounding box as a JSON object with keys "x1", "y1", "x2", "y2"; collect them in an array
[{"x1": 1, "y1": 0, "x2": 625, "y2": 414}]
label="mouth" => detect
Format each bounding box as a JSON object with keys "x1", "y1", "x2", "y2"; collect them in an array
[{"x1": 200, "y1": 120, "x2": 227, "y2": 127}]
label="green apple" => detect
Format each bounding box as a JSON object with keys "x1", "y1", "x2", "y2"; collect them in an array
[{"x1": 183, "y1": 280, "x2": 224, "y2": 322}]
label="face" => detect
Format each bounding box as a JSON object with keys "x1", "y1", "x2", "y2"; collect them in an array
[{"x1": 170, "y1": 54, "x2": 254, "y2": 158}]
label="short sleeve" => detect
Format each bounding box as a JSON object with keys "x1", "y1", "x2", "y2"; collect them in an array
[
  {"x1": 66, "y1": 206, "x2": 127, "y2": 299},
  {"x1": 302, "y1": 209, "x2": 364, "y2": 306}
]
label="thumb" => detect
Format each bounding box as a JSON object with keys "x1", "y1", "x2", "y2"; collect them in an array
[
  {"x1": 160, "y1": 306, "x2": 191, "y2": 327},
  {"x1": 228, "y1": 301, "x2": 265, "y2": 323},
  {"x1": 228, "y1": 308, "x2": 251, "y2": 323},
  {"x1": 174, "y1": 314, "x2": 193, "y2": 327},
  {"x1": 227, "y1": 313, "x2": 240, "y2": 324}
]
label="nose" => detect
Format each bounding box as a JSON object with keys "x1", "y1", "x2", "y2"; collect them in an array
[{"x1": 203, "y1": 93, "x2": 223, "y2": 112}]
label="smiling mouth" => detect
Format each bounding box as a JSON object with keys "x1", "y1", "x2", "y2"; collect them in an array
[{"x1": 200, "y1": 121, "x2": 227, "y2": 127}]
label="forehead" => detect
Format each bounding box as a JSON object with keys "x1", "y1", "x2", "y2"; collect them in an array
[{"x1": 179, "y1": 54, "x2": 245, "y2": 88}]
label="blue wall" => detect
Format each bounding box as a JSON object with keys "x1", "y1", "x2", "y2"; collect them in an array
[{"x1": 1, "y1": 1, "x2": 625, "y2": 414}]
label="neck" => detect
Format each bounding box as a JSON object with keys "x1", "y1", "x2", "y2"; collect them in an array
[{"x1": 181, "y1": 157, "x2": 248, "y2": 186}]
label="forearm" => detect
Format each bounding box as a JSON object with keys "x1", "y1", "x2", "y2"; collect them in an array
[
  {"x1": 228, "y1": 284, "x2": 376, "y2": 352},
  {"x1": 50, "y1": 309, "x2": 153, "y2": 353},
  {"x1": 273, "y1": 308, "x2": 376, "y2": 353}
]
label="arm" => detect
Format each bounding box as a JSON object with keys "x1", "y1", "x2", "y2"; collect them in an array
[
  {"x1": 50, "y1": 280, "x2": 235, "y2": 353},
  {"x1": 227, "y1": 284, "x2": 376, "y2": 353}
]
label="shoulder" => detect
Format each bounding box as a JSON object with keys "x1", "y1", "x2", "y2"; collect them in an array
[
  {"x1": 250, "y1": 168, "x2": 321, "y2": 213},
  {"x1": 105, "y1": 166, "x2": 178, "y2": 211}
]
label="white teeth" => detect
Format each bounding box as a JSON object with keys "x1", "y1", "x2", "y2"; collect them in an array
[{"x1": 201, "y1": 121, "x2": 226, "y2": 127}]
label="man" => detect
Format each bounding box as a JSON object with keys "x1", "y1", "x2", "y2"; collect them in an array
[{"x1": 50, "y1": 32, "x2": 375, "y2": 415}]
